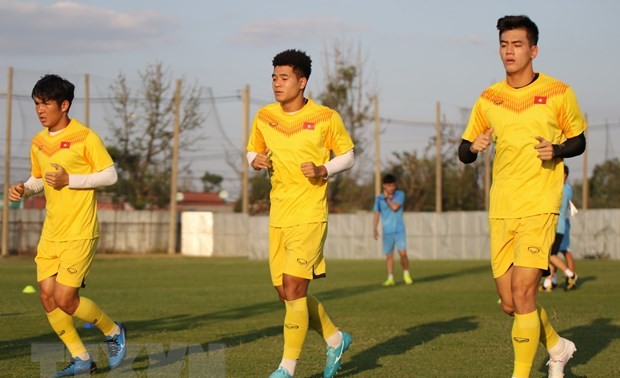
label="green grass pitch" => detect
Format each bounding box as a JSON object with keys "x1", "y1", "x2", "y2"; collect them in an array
[{"x1": 1, "y1": 256, "x2": 619, "y2": 377}]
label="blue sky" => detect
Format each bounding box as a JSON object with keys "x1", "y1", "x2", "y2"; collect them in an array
[{"x1": 1, "y1": 0, "x2": 618, "y2": 197}]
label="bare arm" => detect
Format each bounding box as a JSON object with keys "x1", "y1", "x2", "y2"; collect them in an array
[{"x1": 384, "y1": 193, "x2": 401, "y2": 212}]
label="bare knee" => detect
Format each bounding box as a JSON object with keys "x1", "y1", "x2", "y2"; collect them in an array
[
  {"x1": 53, "y1": 292, "x2": 80, "y2": 315},
  {"x1": 500, "y1": 301, "x2": 515, "y2": 316},
  {"x1": 274, "y1": 286, "x2": 286, "y2": 303},
  {"x1": 39, "y1": 290, "x2": 56, "y2": 311},
  {"x1": 510, "y1": 285, "x2": 538, "y2": 314},
  {"x1": 282, "y1": 275, "x2": 310, "y2": 301}
]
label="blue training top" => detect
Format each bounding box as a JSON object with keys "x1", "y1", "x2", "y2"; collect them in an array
[
  {"x1": 557, "y1": 183, "x2": 572, "y2": 234},
  {"x1": 373, "y1": 190, "x2": 406, "y2": 234}
]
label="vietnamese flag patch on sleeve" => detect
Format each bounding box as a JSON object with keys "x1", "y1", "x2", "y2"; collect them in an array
[
  {"x1": 534, "y1": 96, "x2": 547, "y2": 104},
  {"x1": 303, "y1": 122, "x2": 315, "y2": 130},
  {"x1": 60, "y1": 141, "x2": 71, "y2": 148}
]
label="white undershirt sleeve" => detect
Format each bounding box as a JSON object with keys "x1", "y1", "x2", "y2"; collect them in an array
[
  {"x1": 323, "y1": 149, "x2": 355, "y2": 178},
  {"x1": 68, "y1": 165, "x2": 118, "y2": 189},
  {"x1": 23, "y1": 176, "x2": 44, "y2": 197},
  {"x1": 246, "y1": 151, "x2": 258, "y2": 167}
]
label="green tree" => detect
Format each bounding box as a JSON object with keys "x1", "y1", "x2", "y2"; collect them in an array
[
  {"x1": 384, "y1": 151, "x2": 434, "y2": 211},
  {"x1": 317, "y1": 43, "x2": 373, "y2": 153},
  {"x1": 106, "y1": 63, "x2": 205, "y2": 209},
  {"x1": 201, "y1": 171, "x2": 223, "y2": 193},
  {"x1": 383, "y1": 113, "x2": 486, "y2": 212},
  {"x1": 235, "y1": 171, "x2": 271, "y2": 214},
  {"x1": 317, "y1": 41, "x2": 377, "y2": 212},
  {"x1": 589, "y1": 158, "x2": 620, "y2": 208}
]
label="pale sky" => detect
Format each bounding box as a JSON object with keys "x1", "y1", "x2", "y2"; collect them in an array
[{"x1": 1, "y1": 0, "x2": 618, "y2": 199}]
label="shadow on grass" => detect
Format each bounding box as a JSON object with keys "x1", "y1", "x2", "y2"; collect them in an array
[
  {"x1": 317, "y1": 316, "x2": 480, "y2": 377},
  {"x1": 119, "y1": 283, "x2": 386, "y2": 337},
  {"x1": 549, "y1": 275, "x2": 595, "y2": 292},
  {"x1": 100, "y1": 284, "x2": 393, "y2": 372},
  {"x1": 0, "y1": 283, "x2": 384, "y2": 364},
  {"x1": 536, "y1": 317, "x2": 620, "y2": 378},
  {"x1": 131, "y1": 325, "x2": 283, "y2": 371},
  {"x1": 414, "y1": 264, "x2": 490, "y2": 284},
  {"x1": 0, "y1": 332, "x2": 59, "y2": 361},
  {"x1": 571, "y1": 275, "x2": 595, "y2": 289},
  {"x1": 0, "y1": 312, "x2": 25, "y2": 317}
]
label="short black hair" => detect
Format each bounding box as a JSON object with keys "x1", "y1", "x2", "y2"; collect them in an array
[
  {"x1": 497, "y1": 15, "x2": 539, "y2": 46},
  {"x1": 31, "y1": 74, "x2": 75, "y2": 110},
  {"x1": 382, "y1": 174, "x2": 396, "y2": 184},
  {"x1": 272, "y1": 49, "x2": 312, "y2": 80}
]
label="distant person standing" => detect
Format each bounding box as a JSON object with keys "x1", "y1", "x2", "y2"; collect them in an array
[
  {"x1": 541, "y1": 165, "x2": 578, "y2": 291},
  {"x1": 373, "y1": 174, "x2": 412, "y2": 286},
  {"x1": 247, "y1": 49, "x2": 355, "y2": 378},
  {"x1": 458, "y1": 15, "x2": 586, "y2": 378},
  {"x1": 8, "y1": 74, "x2": 127, "y2": 377},
  {"x1": 559, "y1": 166, "x2": 578, "y2": 286}
]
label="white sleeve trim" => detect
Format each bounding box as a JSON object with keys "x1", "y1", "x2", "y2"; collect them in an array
[
  {"x1": 246, "y1": 151, "x2": 258, "y2": 167},
  {"x1": 23, "y1": 176, "x2": 44, "y2": 197},
  {"x1": 324, "y1": 149, "x2": 355, "y2": 178},
  {"x1": 68, "y1": 165, "x2": 118, "y2": 189}
]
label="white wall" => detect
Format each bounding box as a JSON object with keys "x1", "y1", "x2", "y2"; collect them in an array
[{"x1": 5, "y1": 209, "x2": 619, "y2": 260}]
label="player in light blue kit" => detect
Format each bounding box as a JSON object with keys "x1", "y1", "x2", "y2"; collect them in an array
[{"x1": 373, "y1": 174, "x2": 412, "y2": 286}]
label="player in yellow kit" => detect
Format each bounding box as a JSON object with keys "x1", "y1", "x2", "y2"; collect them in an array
[
  {"x1": 247, "y1": 49, "x2": 354, "y2": 378},
  {"x1": 8, "y1": 74, "x2": 126, "y2": 377},
  {"x1": 458, "y1": 16, "x2": 586, "y2": 378}
]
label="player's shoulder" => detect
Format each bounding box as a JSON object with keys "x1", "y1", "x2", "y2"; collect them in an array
[
  {"x1": 253, "y1": 103, "x2": 284, "y2": 129},
  {"x1": 304, "y1": 99, "x2": 337, "y2": 118},
  {"x1": 261, "y1": 102, "x2": 281, "y2": 112},
  {"x1": 306, "y1": 98, "x2": 332, "y2": 111},
  {"x1": 478, "y1": 80, "x2": 504, "y2": 98},
  {"x1": 257, "y1": 102, "x2": 281, "y2": 117},
  {"x1": 33, "y1": 127, "x2": 49, "y2": 140},
  {"x1": 536, "y1": 73, "x2": 571, "y2": 92},
  {"x1": 68, "y1": 119, "x2": 102, "y2": 140}
]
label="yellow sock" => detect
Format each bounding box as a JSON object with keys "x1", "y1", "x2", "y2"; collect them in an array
[
  {"x1": 73, "y1": 296, "x2": 116, "y2": 336},
  {"x1": 512, "y1": 310, "x2": 540, "y2": 378},
  {"x1": 307, "y1": 294, "x2": 337, "y2": 339},
  {"x1": 283, "y1": 297, "x2": 309, "y2": 360},
  {"x1": 47, "y1": 308, "x2": 87, "y2": 357},
  {"x1": 538, "y1": 305, "x2": 560, "y2": 350}
]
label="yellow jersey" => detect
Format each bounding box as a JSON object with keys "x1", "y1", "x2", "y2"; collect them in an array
[
  {"x1": 31, "y1": 119, "x2": 114, "y2": 241},
  {"x1": 462, "y1": 73, "x2": 587, "y2": 218},
  {"x1": 247, "y1": 99, "x2": 354, "y2": 227}
]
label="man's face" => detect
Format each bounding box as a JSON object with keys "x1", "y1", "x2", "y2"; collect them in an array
[
  {"x1": 272, "y1": 65, "x2": 306, "y2": 105},
  {"x1": 499, "y1": 28, "x2": 538, "y2": 75},
  {"x1": 34, "y1": 97, "x2": 68, "y2": 132},
  {"x1": 383, "y1": 182, "x2": 396, "y2": 195}
]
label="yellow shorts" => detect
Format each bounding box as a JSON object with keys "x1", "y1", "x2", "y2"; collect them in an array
[
  {"x1": 35, "y1": 238, "x2": 98, "y2": 288},
  {"x1": 489, "y1": 214, "x2": 557, "y2": 278},
  {"x1": 269, "y1": 222, "x2": 327, "y2": 286}
]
